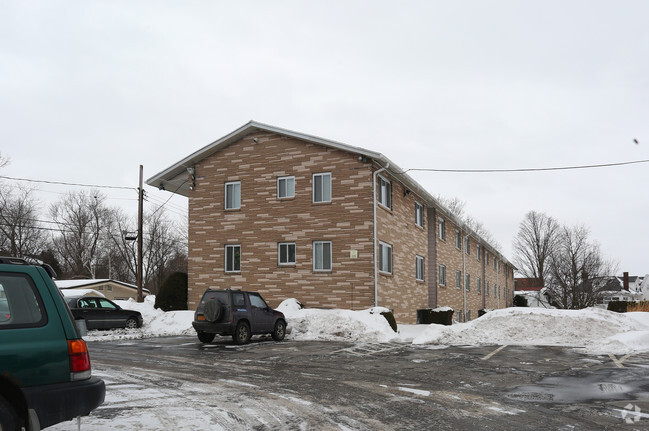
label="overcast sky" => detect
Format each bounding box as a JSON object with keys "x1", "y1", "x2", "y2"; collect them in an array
[{"x1": 1, "y1": 1, "x2": 648, "y2": 275}]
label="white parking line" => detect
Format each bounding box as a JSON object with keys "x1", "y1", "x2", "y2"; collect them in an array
[
  {"x1": 608, "y1": 353, "x2": 634, "y2": 368},
  {"x1": 482, "y1": 345, "x2": 508, "y2": 360}
]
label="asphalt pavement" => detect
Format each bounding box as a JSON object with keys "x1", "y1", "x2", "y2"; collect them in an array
[{"x1": 55, "y1": 336, "x2": 649, "y2": 430}]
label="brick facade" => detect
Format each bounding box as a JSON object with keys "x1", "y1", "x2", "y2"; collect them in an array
[
  {"x1": 150, "y1": 122, "x2": 515, "y2": 324},
  {"x1": 188, "y1": 131, "x2": 376, "y2": 312}
]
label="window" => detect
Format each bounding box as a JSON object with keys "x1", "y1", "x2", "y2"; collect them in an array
[
  {"x1": 477, "y1": 277, "x2": 482, "y2": 293},
  {"x1": 416, "y1": 256, "x2": 425, "y2": 281},
  {"x1": 439, "y1": 264, "x2": 446, "y2": 286},
  {"x1": 486, "y1": 281, "x2": 490, "y2": 296},
  {"x1": 378, "y1": 241, "x2": 392, "y2": 274},
  {"x1": 313, "y1": 241, "x2": 332, "y2": 271},
  {"x1": 377, "y1": 175, "x2": 391, "y2": 209},
  {"x1": 455, "y1": 230, "x2": 461, "y2": 249},
  {"x1": 312, "y1": 173, "x2": 332, "y2": 203},
  {"x1": 232, "y1": 292, "x2": 245, "y2": 307},
  {"x1": 277, "y1": 176, "x2": 295, "y2": 199},
  {"x1": 0, "y1": 273, "x2": 46, "y2": 327},
  {"x1": 476, "y1": 244, "x2": 481, "y2": 261},
  {"x1": 457, "y1": 310, "x2": 463, "y2": 323},
  {"x1": 225, "y1": 245, "x2": 241, "y2": 272},
  {"x1": 465, "y1": 237, "x2": 470, "y2": 255},
  {"x1": 415, "y1": 202, "x2": 424, "y2": 227},
  {"x1": 249, "y1": 293, "x2": 268, "y2": 309},
  {"x1": 486, "y1": 251, "x2": 490, "y2": 266},
  {"x1": 278, "y1": 242, "x2": 296, "y2": 265},
  {"x1": 465, "y1": 273, "x2": 470, "y2": 291},
  {"x1": 456, "y1": 271, "x2": 462, "y2": 289},
  {"x1": 494, "y1": 257, "x2": 498, "y2": 270},
  {"x1": 466, "y1": 310, "x2": 471, "y2": 321},
  {"x1": 438, "y1": 218, "x2": 446, "y2": 240},
  {"x1": 225, "y1": 181, "x2": 241, "y2": 210}
]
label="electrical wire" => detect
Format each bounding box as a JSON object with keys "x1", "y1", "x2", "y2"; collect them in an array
[
  {"x1": 402, "y1": 158, "x2": 649, "y2": 174},
  {"x1": 0, "y1": 175, "x2": 136, "y2": 190}
]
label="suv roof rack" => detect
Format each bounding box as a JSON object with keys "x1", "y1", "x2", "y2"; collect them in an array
[{"x1": 0, "y1": 257, "x2": 58, "y2": 279}]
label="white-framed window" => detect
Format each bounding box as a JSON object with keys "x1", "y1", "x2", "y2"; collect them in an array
[
  {"x1": 486, "y1": 251, "x2": 490, "y2": 266},
  {"x1": 278, "y1": 242, "x2": 296, "y2": 265},
  {"x1": 455, "y1": 230, "x2": 461, "y2": 249},
  {"x1": 486, "y1": 281, "x2": 490, "y2": 296},
  {"x1": 225, "y1": 181, "x2": 241, "y2": 210},
  {"x1": 313, "y1": 241, "x2": 332, "y2": 271},
  {"x1": 456, "y1": 270, "x2": 462, "y2": 289},
  {"x1": 465, "y1": 237, "x2": 470, "y2": 255},
  {"x1": 438, "y1": 218, "x2": 446, "y2": 240},
  {"x1": 415, "y1": 202, "x2": 424, "y2": 227},
  {"x1": 439, "y1": 264, "x2": 446, "y2": 286},
  {"x1": 476, "y1": 244, "x2": 481, "y2": 261},
  {"x1": 277, "y1": 176, "x2": 295, "y2": 199},
  {"x1": 466, "y1": 310, "x2": 471, "y2": 321},
  {"x1": 377, "y1": 175, "x2": 391, "y2": 209},
  {"x1": 457, "y1": 310, "x2": 463, "y2": 323},
  {"x1": 225, "y1": 245, "x2": 241, "y2": 272},
  {"x1": 378, "y1": 241, "x2": 392, "y2": 274},
  {"x1": 465, "y1": 273, "x2": 470, "y2": 291},
  {"x1": 477, "y1": 277, "x2": 482, "y2": 293},
  {"x1": 313, "y1": 173, "x2": 332, "y2": 203},
  {"x1": 416, "y1": 255, "x2": 425, "y2": 281}
]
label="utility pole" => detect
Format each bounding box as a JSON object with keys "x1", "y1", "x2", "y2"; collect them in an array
[{"x1": 137, "y1": 165, "x2": 144, "y2": 302}]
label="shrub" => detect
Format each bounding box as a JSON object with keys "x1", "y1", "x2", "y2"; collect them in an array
[
  {"x1": 513, "y1": 295, "x2": 528, "y2": 307},
  {"x1": 154, "y1": 272, "x2": 188, "y2": 311},
  {"x1": 607, "y1": 301, "x2": 629, "y2": 313}
]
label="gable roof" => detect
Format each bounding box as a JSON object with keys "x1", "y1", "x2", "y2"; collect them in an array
[{"x1": 146, "y1": 120, "x2": 514, "y2": 267}]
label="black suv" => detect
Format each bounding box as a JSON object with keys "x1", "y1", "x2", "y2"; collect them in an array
[
  {"x1": 0, "y1": 257, "x2": 105, "y2": 430},
  {"x1": 192, "y1": 289, "x2": 287, "y2": 344}
]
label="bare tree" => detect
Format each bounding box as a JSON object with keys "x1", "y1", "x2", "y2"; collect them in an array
[
  {"x1": 512, "y1": 211, "x2": 560, "y2": 286},
  {"x1": 106, "y1": 207, "x2": 186, "y2": 293},
  {"x1": 546, "y1": 224, "x2": 617, "y2": 309},
  {"x1": 436, "y1": 195, "x2": 501, "y2": 251},
  {"x1": 49, "y1": 190, "x2": 111, "y2": 278},
  {"x1": 0, "y1": 152, "x2": 9, "y2": 169},
  {"x1": 0, "y1": 185, "x2": 46, "y2": 258}
]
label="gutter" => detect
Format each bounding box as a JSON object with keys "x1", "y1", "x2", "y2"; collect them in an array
[{"x1": 373, "y1": 161, "x2": 389, "y2": 307}]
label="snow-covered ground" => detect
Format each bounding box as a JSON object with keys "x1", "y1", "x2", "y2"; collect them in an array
[{"x1": 87, "y1": 296, "x2": 649, "y2": 355}]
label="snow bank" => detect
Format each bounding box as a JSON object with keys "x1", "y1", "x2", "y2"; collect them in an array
[
  {"x1": 82, "y1": 296, "x2": 195, "y2": 342},
  {"x1": 278, "y1": 299, "x2": 400, "y2": 343},
  {"x1": 413, "y1": 307, "x2": 649, "y2": 354}
]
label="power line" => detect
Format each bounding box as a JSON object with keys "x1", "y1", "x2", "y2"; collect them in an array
[
  {"x1": 403, "y1": 158, "x2": 649, "y2": 174},
  {"x1": 0, "y1": 175, "x2": 136, "y2": 190}
]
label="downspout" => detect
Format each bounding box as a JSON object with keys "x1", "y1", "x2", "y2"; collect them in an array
[
  {"x1": 373, "y1": 162, "x2": 389, "y2": 307},
  {"x1": 462, "y1": 226, "x2": 467, "y2": 322}
]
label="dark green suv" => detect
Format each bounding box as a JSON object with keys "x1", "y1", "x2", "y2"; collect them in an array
[{"x1": 0, "y1": 257, "x2": 105, "y2": 430}]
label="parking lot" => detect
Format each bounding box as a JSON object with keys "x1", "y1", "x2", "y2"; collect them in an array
[{"x1": 51, "y1": 336, "x2": 649, "y2": 430}]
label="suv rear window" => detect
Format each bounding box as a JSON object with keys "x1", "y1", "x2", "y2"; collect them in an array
[
  {"x1": 201, "y1": 291, "x2": 228, "y2": 305},
  {"x1": 0, "y1": 272, "x2": 47, "y2": 328}
]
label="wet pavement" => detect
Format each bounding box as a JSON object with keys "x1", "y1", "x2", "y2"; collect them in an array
[{"x1": 63, "y1": 336, "x2": 649, "y2": 430}]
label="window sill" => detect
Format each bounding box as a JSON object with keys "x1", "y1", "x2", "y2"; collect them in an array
[
  {"x1": 312, "y1": 201, "x2": 332, "y2": 205},
  {"x1": 379, "y1": 271, "x2": 393, "y2": 277},
  {"x1": 224, "y1": 208, "x2": 242, "y2": 212}
]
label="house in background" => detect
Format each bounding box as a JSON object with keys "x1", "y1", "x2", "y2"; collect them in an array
[
  {"x1": 514, "y1": 278, "x2": 544, "y2": 292},
  {"x1": 147, "y1": 121, "x2": 515, "y2": 323},
  {"x1": 55, "y1": 279, "x2": 150, "y2": 301}
]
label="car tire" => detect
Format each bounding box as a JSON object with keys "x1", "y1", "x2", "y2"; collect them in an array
[
  {"x1": 271, "y1": 320, "x2": 286, "y2": 341},
  {"x1": 0, "y1": 396, "x2": 19, "y2": 431},
  {"x1": 233, "y1": 321, "x2": 251, "y2": 345},
  {"x1": 125, "y1": 317, "x2": 139, "y2": 329},
  {"x1": 203, "y1": 300, "x2": 222, "y2": 323},
  {"x1": 197, "y1": 331, "x2": 215, "y2": 343}
]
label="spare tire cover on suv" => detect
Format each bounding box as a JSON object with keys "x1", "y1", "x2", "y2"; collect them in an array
[{"x1": 203, "y1": 300, "x2": 222, "y2": 322}]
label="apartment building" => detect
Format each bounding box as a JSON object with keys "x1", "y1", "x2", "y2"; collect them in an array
[{"x1": 147, "y1": 121, "x2": 515, "y2": 323}]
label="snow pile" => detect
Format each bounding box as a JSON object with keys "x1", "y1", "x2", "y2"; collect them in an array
[
  {"x1": 83, "y1": 296, "x2": 195, "y2": 342},
  {"x1": 413, "y1": 307, "x2": 649, "y2": 354},
  {"x1": 278, "y1": 299, "x2": 400, "y2": 343}
]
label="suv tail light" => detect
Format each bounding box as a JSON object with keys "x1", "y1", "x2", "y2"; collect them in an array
[{"x1": 68, "y1": 339, "x2": 92, "y2": 380}]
